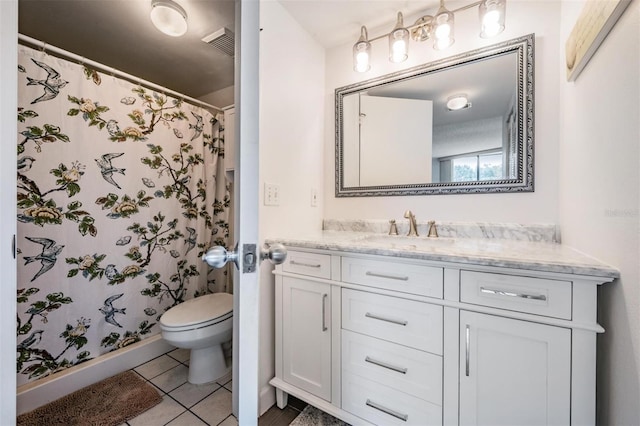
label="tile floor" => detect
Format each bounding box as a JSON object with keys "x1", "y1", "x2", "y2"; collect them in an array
[{"x1": 124, "y1": 348, "x2": 237, "y2": 426}]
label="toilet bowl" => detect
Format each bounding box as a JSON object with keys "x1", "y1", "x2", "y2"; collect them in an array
[{"x1": 160, "y1": 292, "x2": 233, "y2": 384}]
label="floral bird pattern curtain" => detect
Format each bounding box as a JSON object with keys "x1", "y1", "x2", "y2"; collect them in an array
[{"x1": 16, "y1": 45, "x2": 230, "y2": 386}]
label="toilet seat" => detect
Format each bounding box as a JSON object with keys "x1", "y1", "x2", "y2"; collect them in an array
[{"x1": 160, "y1": 293, "x2": 233, "y2": 331}]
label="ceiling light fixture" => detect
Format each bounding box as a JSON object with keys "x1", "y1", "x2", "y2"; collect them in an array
[
  {"x1": 446, "y1": 94, "x2": 471, "y2": 111},
  {"x1": 353, "y1": 0, "x2": 506, "y2": 72},
  {"x1": 150, "y1": 0, "x2": 188, "y2": 37}
]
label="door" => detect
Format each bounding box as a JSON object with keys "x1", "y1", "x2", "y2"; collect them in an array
[
  {"x1": 234, "y1": 0, "x2": 261, "y2": 423},
  {"x1": 0, "y1": 0, "x2": 18, "y2": 421},
  {"x1": 359, "y1": 95, "x2": 433, "y2": 186},
  {"x1": 281, "y1": 277, "x2": 332, "y2": 401},
  {"x1": 459, "y1": 311, "x2": 571, "y2": 426}
]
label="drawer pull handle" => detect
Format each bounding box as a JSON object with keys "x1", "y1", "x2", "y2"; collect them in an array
[
  {"x1": 365, "y1": 312, "x2": 408, "y2": 326},
  {"x1": 465, "y1": 324, "x2": 470, "y2": 377},
  {"x1": 290, "y1": 260, "x2": 322, "y2": 268},
  {"x1": 365, "y1": 399, "x2": 408, "y2": 422},
  {"x1": 365, "y1": 356, "x2": 407, "y2": 374},
  {"x1": 480, "y1": 287, "x2": 547, "y2": 301},
  {"x1": 322, "y1": 294, "x2": 328, "y2": 332},
  {"x1": 365, "y1": 271, "x2": 409, "y2": 281}
]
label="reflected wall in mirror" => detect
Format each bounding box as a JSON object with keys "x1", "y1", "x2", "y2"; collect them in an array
[{"x1": 335, "y1": 34, "x2": 534, "y2": 197}]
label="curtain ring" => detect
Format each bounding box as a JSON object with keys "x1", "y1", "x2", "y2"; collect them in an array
[{"x1": 40, "y1": 41, "x2": 46, "y2": 52}]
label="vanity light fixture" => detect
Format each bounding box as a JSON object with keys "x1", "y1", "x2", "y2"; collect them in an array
[
  {"x1": 446, "y1": 94, "x2": 471, "y2": 111},
  {"x1": 479, "y1": 0, "x2": 506, "y2": 38},
  {"x1": 389, "y1": 12, "x2": 410, "y2": 63},
  {"x1": 150, "y1": 0, "x2": 188, "y2": 37},
  {"x1": 352, "y1": 0, "x2": 506, "y2": 72},
  {"x1": 433, "y1": 1, "x2": 455, "y2": 50},
  {"x1": 353, "y1": 26, "x2": 372, "y2": 72}
]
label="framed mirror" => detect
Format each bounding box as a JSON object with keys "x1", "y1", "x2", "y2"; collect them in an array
[{"x1": 335, "y1": 33, "x2": 534, "y2": 197}]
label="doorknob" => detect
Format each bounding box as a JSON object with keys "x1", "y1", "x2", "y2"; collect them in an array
[
  {"x1": 202, "y1": 244, "x2": 239, "y2": 269},
  {"x1": 260, "y1": 243, "x2": 287, "y2": 265},
  {"x1": 202, "y1": 243, "x2": 287, "y2": 271}
]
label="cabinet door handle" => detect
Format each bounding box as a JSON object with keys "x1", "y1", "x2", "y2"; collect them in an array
[
  {"x1": 365, "y1": 271, "x2": 409, "y2": 281},
  {"x1": 365, "y1": 356, "x2": 408, "y2": 374},
  {"x1": 465, "y1": 324, "x2": 470, "y2": 377},
  {"x1": 321, "y1": 293, "x2": 328, "y2": 332},
  {"x1": 480, "y1": 286, "x2": 547, "y2": 301},
  {"x1": 366, "y1": 399, "x2": 408, "y2": 422},
  {"x1": 365, "y1": 312, "x2": 408, "y2": 326},
  {"x1": 290, "y1": 260, "x2": 322, "y2": 268}
]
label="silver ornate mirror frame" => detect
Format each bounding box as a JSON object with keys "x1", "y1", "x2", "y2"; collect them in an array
[{"x1": 335, "y1": 33, "x2": 534, "y2": 197}]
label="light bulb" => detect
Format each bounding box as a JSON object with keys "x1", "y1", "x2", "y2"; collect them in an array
[
  {"x1": 479, "y1": 0, "x2": 505, "y2": 38},
  {"x1": 435, "y1": 23, "x2": 451, "y2": 39},
  {"x1": 355, "y1": 51, "x2": 370, "y2": 73},
  {"x1": 388, "y1": 12, "x2": 409, "y2": 63},
  {"x1": 391, "y1": 39, "x2": 407, "y2": 62},
  {"x1": 433, "y1": 6, "x2": 454, "y2": 50},
  {"x1": 353, "y1": 26, "x2": 371, "y2": 72}
]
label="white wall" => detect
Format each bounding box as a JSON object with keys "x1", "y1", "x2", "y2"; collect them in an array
[
  {"x1": 558, "y1": 2, "x2": 640, "y2": 425},
  {"x1": 258, "y1": 0, "x2": 326, "y2": 413},
  {"x1": 323, "y1": 1, "x2": 561, "y2": 224}
]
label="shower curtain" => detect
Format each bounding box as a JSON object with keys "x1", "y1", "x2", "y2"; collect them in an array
[{"x1": 16, "y1": 45, "x2": 231, "y2": 387}]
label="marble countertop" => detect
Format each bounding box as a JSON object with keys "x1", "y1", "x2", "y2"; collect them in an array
[{"x1": 266, "y1": 230, "x2": 620, "y2": 279}]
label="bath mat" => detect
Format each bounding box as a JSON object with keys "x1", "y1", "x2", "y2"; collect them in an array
[
  {"x1": 16, "y1": 370, "x2": 162, "y2": 426},
  {"x1": 290, "y1": 405, "x2": 350, "y2": 426}
]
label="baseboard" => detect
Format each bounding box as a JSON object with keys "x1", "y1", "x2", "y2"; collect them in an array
[
  {"x1": 259, "y1": 382, "x2": 276, "y2": 416},
  {"x1": 17, "y1": 335, "x2": 174, "y2": 415}
]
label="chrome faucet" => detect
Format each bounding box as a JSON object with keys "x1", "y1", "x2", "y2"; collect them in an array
[{"x1": 404, "y1": 210, "x2": 418, "y2": 236}]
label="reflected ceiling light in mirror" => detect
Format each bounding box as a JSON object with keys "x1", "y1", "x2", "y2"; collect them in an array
[
  {"x1": 446, "y1": 94, "x2": 471, "y2": 111},
  {"x1": 353, "y1": 26, "x2": 372, "y2": 72},
  {"x1": 480, "y1": 0, "x2": 506, "y2": 38},
  {"x1": 389, "y1": 12, "x2": 409, "y2": 63},
  {"x1": 352, "y1": 0, "x2": 507, "y2": 72},
  {"x1": 150, "y1": 0, "x2": 188, "y2": 37}
]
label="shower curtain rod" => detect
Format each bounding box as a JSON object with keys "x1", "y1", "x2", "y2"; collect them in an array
[{"x1": 18, "y1": 33, "x2": 222, "y2": 113}]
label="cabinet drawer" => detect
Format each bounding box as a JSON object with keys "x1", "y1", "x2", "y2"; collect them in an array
[
  {"x1": 342, "y1": 288, "x2": 442, "y2": 355},
  {"x1": 342, "y1": 372, "x2": 442, "y2": 426},
  {"x1": 342, "y1": 330, "x2": 442, "y2": 405},
  {"x1": 282, "y1": 250, "x2": 331, "y2": 279},
  {"x1": 342, "y1": 257, "x2": 443, "y2": 298},
  {"x1": 460, "y1": 271, "x2": 572, "y2": 320}
]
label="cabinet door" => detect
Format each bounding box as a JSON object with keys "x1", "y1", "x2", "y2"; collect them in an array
[
  {"x1": 459, "y1": 311, "x2": 570, "y2": 426},
  {"x1": 282, "y1": 277, "x2": 332, "y2": 401}
]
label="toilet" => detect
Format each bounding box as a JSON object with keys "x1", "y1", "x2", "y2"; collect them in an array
[{"x1": 159, "y1": 292, "x2": 233, "y2": 384}]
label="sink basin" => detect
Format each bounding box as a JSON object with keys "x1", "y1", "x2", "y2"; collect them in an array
[{"x1": 359, "y1": 235, "x2": 455, "y2": 250}]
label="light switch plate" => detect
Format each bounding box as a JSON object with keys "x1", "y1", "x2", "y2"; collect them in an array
[{"x1": 264, "y1": 182, "x2": 280, "y2": 206}]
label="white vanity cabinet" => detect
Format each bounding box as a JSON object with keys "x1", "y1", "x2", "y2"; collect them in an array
[
  {"x1": 281, "y1": 276, "x2": 332, "y2": 401},
  {"x1": 277, "y1": 251, "x2": 333, "y2": 403},
  {"x1": 270, "y1": 244, "x2": 615, "y2": 426},
  {"x1": 459, "y1": 311, "x2": 571, "y2": 426}
]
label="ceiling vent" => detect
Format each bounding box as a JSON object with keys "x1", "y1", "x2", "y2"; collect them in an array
[{"x1": 202, "y1": 27, "x2": 235, "y2": 57}]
